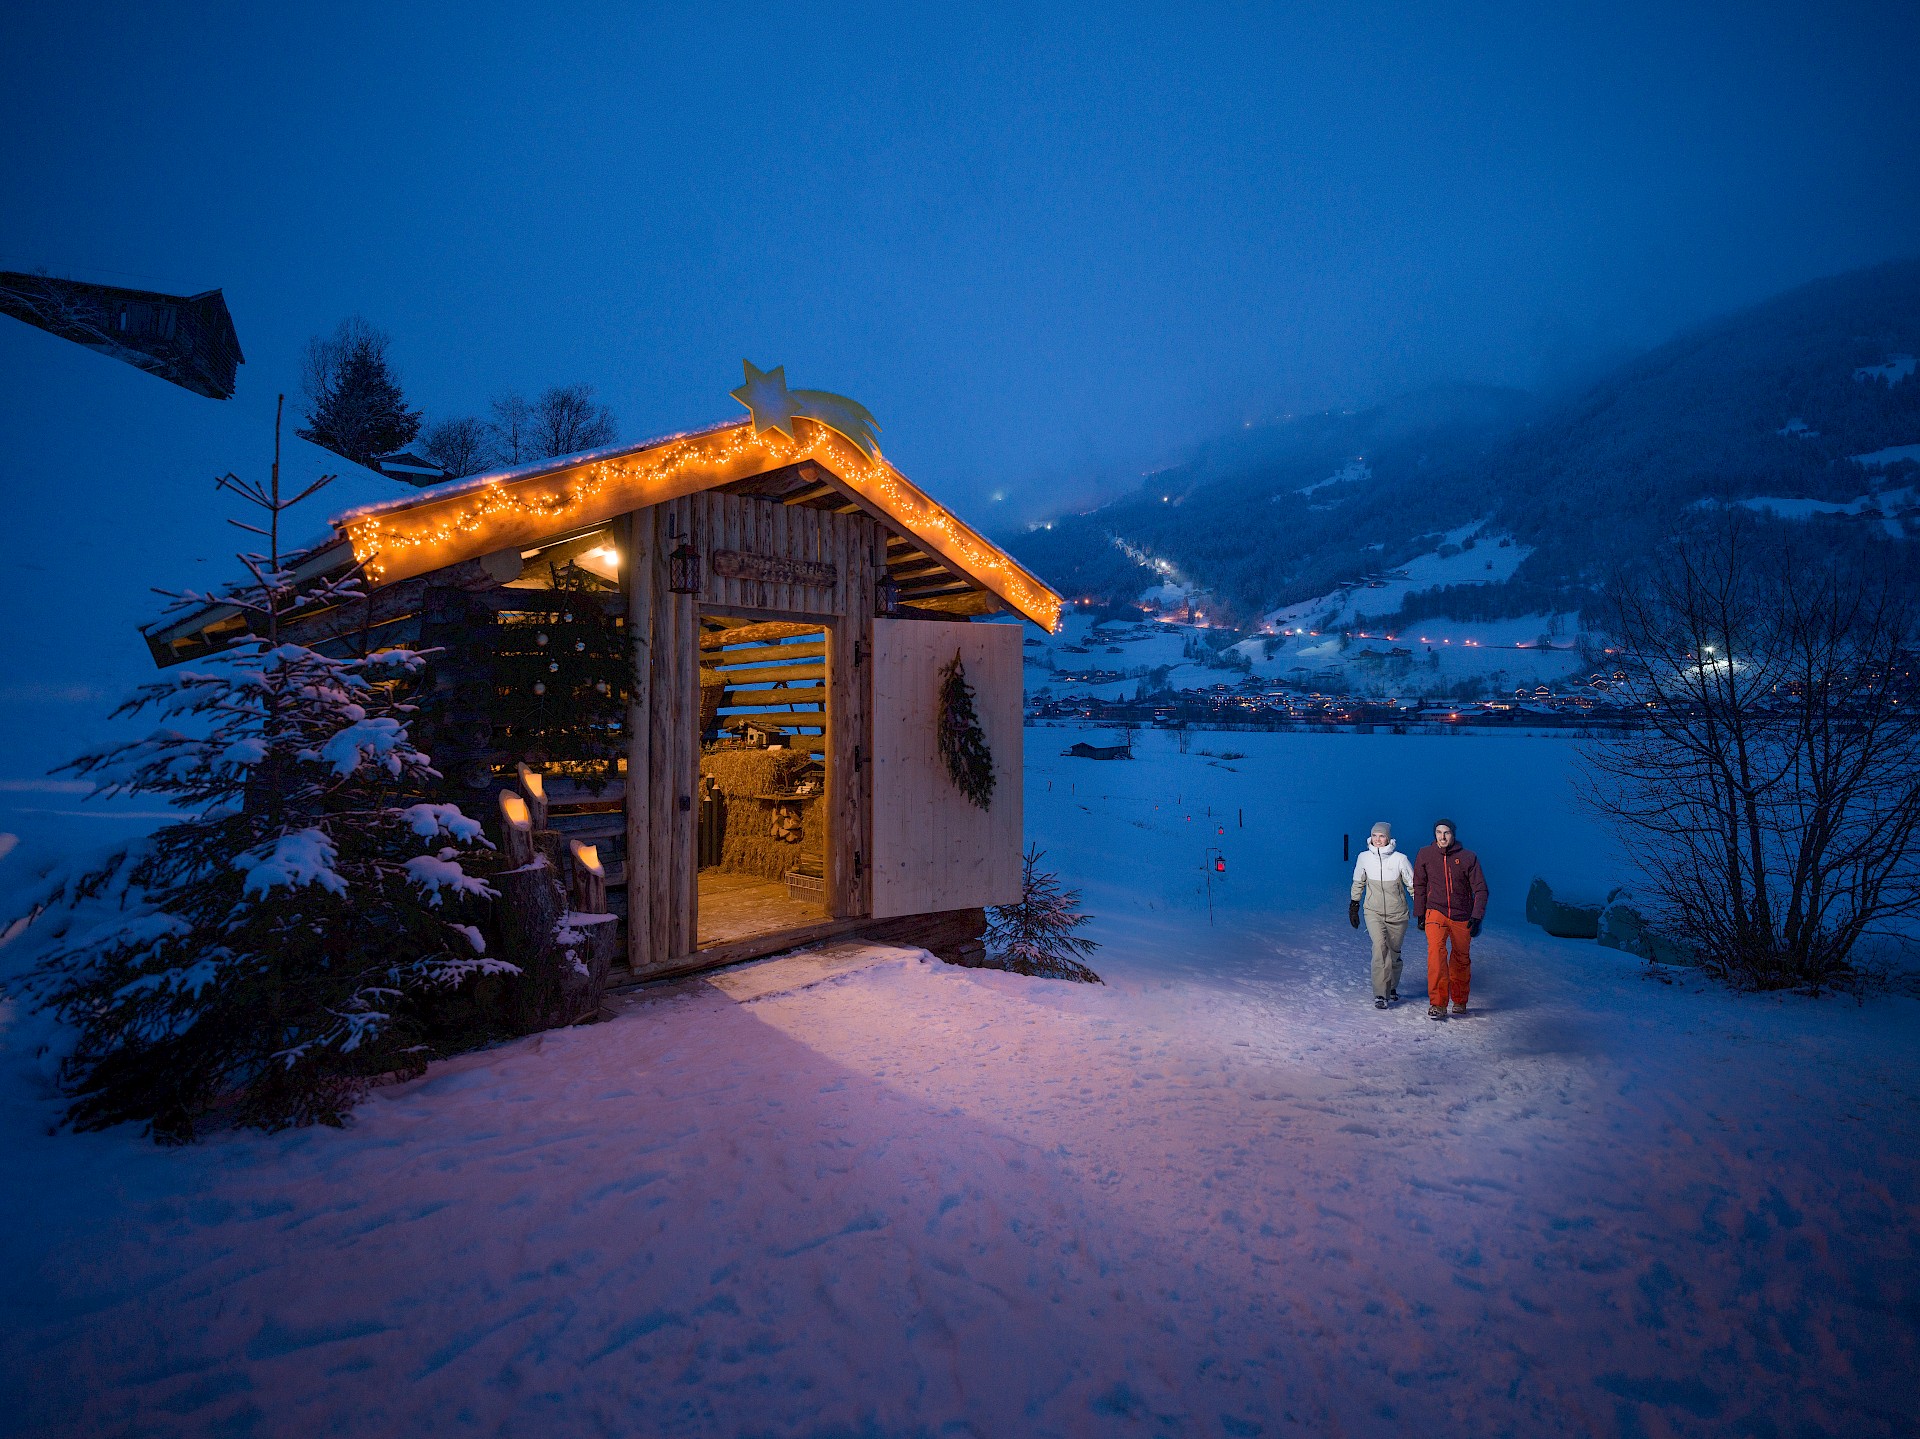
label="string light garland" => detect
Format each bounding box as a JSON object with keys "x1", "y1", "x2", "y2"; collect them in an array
[{"x1": 339, "y1": 417, "x2": 1063, "y2": 631}]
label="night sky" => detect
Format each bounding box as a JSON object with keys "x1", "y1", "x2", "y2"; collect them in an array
[{"x1": 5, "y1": 2, "x2": 1919, "y2": 523}]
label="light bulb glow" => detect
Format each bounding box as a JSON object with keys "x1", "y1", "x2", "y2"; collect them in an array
[{"x1": 338, "y1": 418, "x2": 1063, "y2": 630}]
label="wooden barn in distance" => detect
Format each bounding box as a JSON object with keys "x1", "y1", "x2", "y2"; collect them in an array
[
  {"x1": 144, "y1": 365, "x2": 1063, "y2": 983},
  {"x1": 0, "y1": 271, "x2": 244, "y2": 399}
]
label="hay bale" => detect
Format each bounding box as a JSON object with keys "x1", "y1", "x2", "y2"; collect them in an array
[
  {"x1": 700, "y1": 748, "x2": 823, "y2": 879},
  {"x1": 699, "y1": 746, "x2": 806, "y2": 798}
]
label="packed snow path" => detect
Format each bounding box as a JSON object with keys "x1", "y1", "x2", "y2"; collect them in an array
[{"x1": 2, "y1": 732, "x2": 1916, "y2": 1436}]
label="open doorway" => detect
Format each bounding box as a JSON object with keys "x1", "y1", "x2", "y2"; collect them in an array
[{"x1": 694, "y1": 612, "x2": 832, "y2": 948}]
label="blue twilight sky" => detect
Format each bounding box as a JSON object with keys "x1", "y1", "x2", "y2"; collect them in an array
[{"x1": 4, "y1": 1, "x2": 1919, "y2": 526}]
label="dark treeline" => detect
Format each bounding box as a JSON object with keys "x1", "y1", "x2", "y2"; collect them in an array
[{"x1": 298, "y1": 315, "x2": 618, "y2": 479}]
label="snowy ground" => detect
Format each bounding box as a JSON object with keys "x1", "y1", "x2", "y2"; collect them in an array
[{"x1": 2, "y1": 731, "x2": 1916, "y2": 1437}]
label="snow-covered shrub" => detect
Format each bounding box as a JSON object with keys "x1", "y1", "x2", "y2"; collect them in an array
[
  {"x1": 985, "y1": 846, "x2": 1102, "y2": 983},
  {"x1": 17, "y1": 412, "x2": 509, "y2": 1140}
]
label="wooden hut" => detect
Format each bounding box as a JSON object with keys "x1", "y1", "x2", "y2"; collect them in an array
[{"x1": 143, "y1": 365, "x2": 1063, "y2": 982}]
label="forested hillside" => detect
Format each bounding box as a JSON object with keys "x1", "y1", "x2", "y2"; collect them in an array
[{"x1": 1009, "y1": 258, "x2": 1920, "y2": 625}]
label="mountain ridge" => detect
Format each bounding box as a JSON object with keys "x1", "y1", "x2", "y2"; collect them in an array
[{"x1": 1007, "y1": 257, "x2": 1920, "y2": 625}]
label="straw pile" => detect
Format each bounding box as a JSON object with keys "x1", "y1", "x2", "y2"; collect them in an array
[{"x1": 699, "y1": 748, "x2": 823, "y2": 879}]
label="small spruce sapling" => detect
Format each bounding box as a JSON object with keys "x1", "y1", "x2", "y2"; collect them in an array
[
  {"x1": 20, "y1": 399, "x2": 509, "y2": 1142},
  {"x1": 986, "y1": 845, "x2": 1102, "y2": 983}
]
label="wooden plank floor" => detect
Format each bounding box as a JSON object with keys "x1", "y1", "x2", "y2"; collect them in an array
[{"x1": 696, "y1": 868, "x2": 827, "y2": 948}]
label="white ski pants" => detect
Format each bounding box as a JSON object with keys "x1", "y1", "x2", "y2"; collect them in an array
[{"x1": 1365, "y1": 912, "x2": 1407, "y2": 998}]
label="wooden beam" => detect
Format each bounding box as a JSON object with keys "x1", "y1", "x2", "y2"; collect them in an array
[
  {"x1": 621, "y1": 917, "x2": 870, "y2": 981},
  {"x1": 710, "y1": 709, "x2": 826, "y2": 727},
  {"x1": 624, "y1": 506, "x2": 654, "y2": 974},
  {"x1": 698, "y1": 601, "x2": 838, "y2": 626},
  {"x1": 896, "y1": 577, "x2": 976, "y2": 598},
  {"x1": 703, "y1": 643, "x2": 825, "y2": 668},
  {"x1": 886, "y1": 558, "x2": 952, "y2": 582},
  {"x1": 704, "y1": 661, "x2": 826, "y2": 686},
  {"x1": 717, "y1": 683, "x2": 827, "y2": 706},
  {"x1": 827, "y1": 517, "x2": 878, "y2": 919},
  {"x1": 666, "y1": 500, "x2": 699, "y2": 961},
  {"x1": 900, "y1": 591, "x2": 1000, "y2": 617},
  {"x1": 698, "y1": 619, "x2": 826, "y2": 649}
]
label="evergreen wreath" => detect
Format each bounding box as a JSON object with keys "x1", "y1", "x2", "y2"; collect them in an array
[{"x1": 937, "y1": 650, "x2": 995, "y2": 810}]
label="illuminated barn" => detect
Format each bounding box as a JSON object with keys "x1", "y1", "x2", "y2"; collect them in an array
[{"x1": 144, "y1": 366, "x2": 1062, "y2": 981}]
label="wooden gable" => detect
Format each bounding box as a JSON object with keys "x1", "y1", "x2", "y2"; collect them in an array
[{"x1": 332, "y1": 418, "x2": 1063, "y2": 630}]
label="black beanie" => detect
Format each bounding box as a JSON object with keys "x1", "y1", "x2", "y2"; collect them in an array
[{"x1": 1435, "y1": 817, "x2": 1457, "y2": 835}]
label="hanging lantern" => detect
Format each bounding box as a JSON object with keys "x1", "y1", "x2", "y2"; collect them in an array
[
  {"x1": 1214, "y1": 855, "x2": 1226, "y2": 873},
  {"x1": 667, "y1": 530, "x2": 702, "y2": 595},
  {"x1": 574, "y1": 640, "x2": 585, "y2": 652},
  {"x1": 875, "y1": 572, "x2": 900, "y2": 617},
  {"x1": 536, "y1": 633, "x2": 548, "y2": 646},
  {"x1": 548, "y1": 661, "x2": 559, "y2": 673},
  {"x1": 533, "y1": 682, "x2": 546, "y2": 695}
]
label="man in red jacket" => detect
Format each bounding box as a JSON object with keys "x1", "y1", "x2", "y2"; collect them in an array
[{"x1": 1412, "y1": 818, "x2": 1488, "y2": 1020}]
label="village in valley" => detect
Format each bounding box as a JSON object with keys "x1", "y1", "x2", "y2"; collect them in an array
[{"x1": 2, "y1": 9, "x2": 1918, "y2": 1439}]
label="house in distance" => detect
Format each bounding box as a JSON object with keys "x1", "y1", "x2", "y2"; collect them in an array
[
  {"x1": 0, "y1": 271, "x2": 244, "y2": 399},
  {"x1": 145, "y1": 363, "x2": 1063, "y2": 982}
]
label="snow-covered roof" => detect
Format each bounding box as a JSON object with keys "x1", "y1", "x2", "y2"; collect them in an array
[
  {"x1": 334, "y1": 419, "x2": 743, "y2": 525},
  {"x1": 329, "y1": 415, "x2": 1064, "y2": 631}
]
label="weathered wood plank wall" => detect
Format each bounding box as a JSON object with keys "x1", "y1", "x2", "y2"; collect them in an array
[
  {"x1": 826, "y1": 521, "x2": 882, "y2": 917},
  {"x1": 686, "y1": 490, "x2": 844, "y2": 614},
  {"x1": 868, "y1": 618, "x2": 1024, "y2": 918},
  {"x1": 623, "y1": 507, "x2": 656, "y2": 971},
  {"x1": 622, "y1": 492, "x2": 885, "y2": 971}
]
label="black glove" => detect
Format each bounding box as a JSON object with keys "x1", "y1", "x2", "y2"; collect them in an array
[
  {"x1": 1415, "y1": 914, "x2": 1426, "y2": 931},
  {"x1": 1348, "y1": 900, "x2": 1361, "y2": 929},
  {"x1": 1469, "y1": 918, "x2": 1483, "y2": 938}
]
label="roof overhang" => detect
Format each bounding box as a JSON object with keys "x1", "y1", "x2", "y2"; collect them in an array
[{"x1": 333, "y1": 417, "x2": 1063, "y2": 630}]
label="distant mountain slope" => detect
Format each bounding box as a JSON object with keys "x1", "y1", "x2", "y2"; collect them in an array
[
  {"x1": 1010, "y1": 382, "x2": 1536, "y2": 618},
  {"x1": 1487, "y1": 257, "x2": 1920, "y2": 585},
  {"x1": 1010, "y1": 258, "x2": 1920, "y2": 624}
]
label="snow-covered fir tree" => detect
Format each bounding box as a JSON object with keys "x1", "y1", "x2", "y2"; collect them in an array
[
  {"x1": 298, "y1": 317, "x2": 422, "y2": 467},
  {"x1": 23, "y1": 403, "x2": 506, "y2": 1141},
  {"x1": 985, "y1": 846, "x2": 1102, "y2": 983}
]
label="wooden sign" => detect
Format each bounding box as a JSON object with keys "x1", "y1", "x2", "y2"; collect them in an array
[{"x1": 711, "y1": 548, "x2": 838, "y2": 589}]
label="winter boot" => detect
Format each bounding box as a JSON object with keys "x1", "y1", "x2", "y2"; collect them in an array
[
  {"x1": 1451, "y1": 1001, "x2": 1468, "y2": 1016},
  {"x1": 1374, "y1": 997, "x2": 1387, "y2": 1009},
  {"x1": 1428, "y1": 1004, "x2": 1447, "y2": 1021}
]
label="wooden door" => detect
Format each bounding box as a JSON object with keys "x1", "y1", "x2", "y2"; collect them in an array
[{"x1": 869, "y1": 619, "x2": 1024, "y2": 918}]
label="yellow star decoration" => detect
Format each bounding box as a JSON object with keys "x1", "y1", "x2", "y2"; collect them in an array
[
  {"x1": 730, "y1": 359, "x2": 882, "y2": 460},
  {"x1": 730, "y1": 360, "x2": 802, "y2": 441}
]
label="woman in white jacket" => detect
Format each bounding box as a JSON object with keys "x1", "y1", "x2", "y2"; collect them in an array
[{"x1": 1349, "y1": 821, "x2": 1416, "y2": 1008}]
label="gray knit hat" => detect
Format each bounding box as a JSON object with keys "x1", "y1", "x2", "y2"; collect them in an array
[{"x1": 1370, "y1": 821, "x2": 1392, "y2": 839}]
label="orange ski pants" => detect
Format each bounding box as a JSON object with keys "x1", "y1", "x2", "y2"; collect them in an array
[{"x1": 1425, "y1": 910, "x2": 1472, "y2": 1007}]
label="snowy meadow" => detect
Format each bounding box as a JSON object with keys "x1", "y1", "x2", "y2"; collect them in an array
[{"x1": 1, "y1": 729, "x2": 1915, "y2": 1437}]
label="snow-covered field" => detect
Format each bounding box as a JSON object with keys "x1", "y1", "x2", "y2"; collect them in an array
[{"x1": 2, "y1": 730, "x2": 1916, "y2": 1437}]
